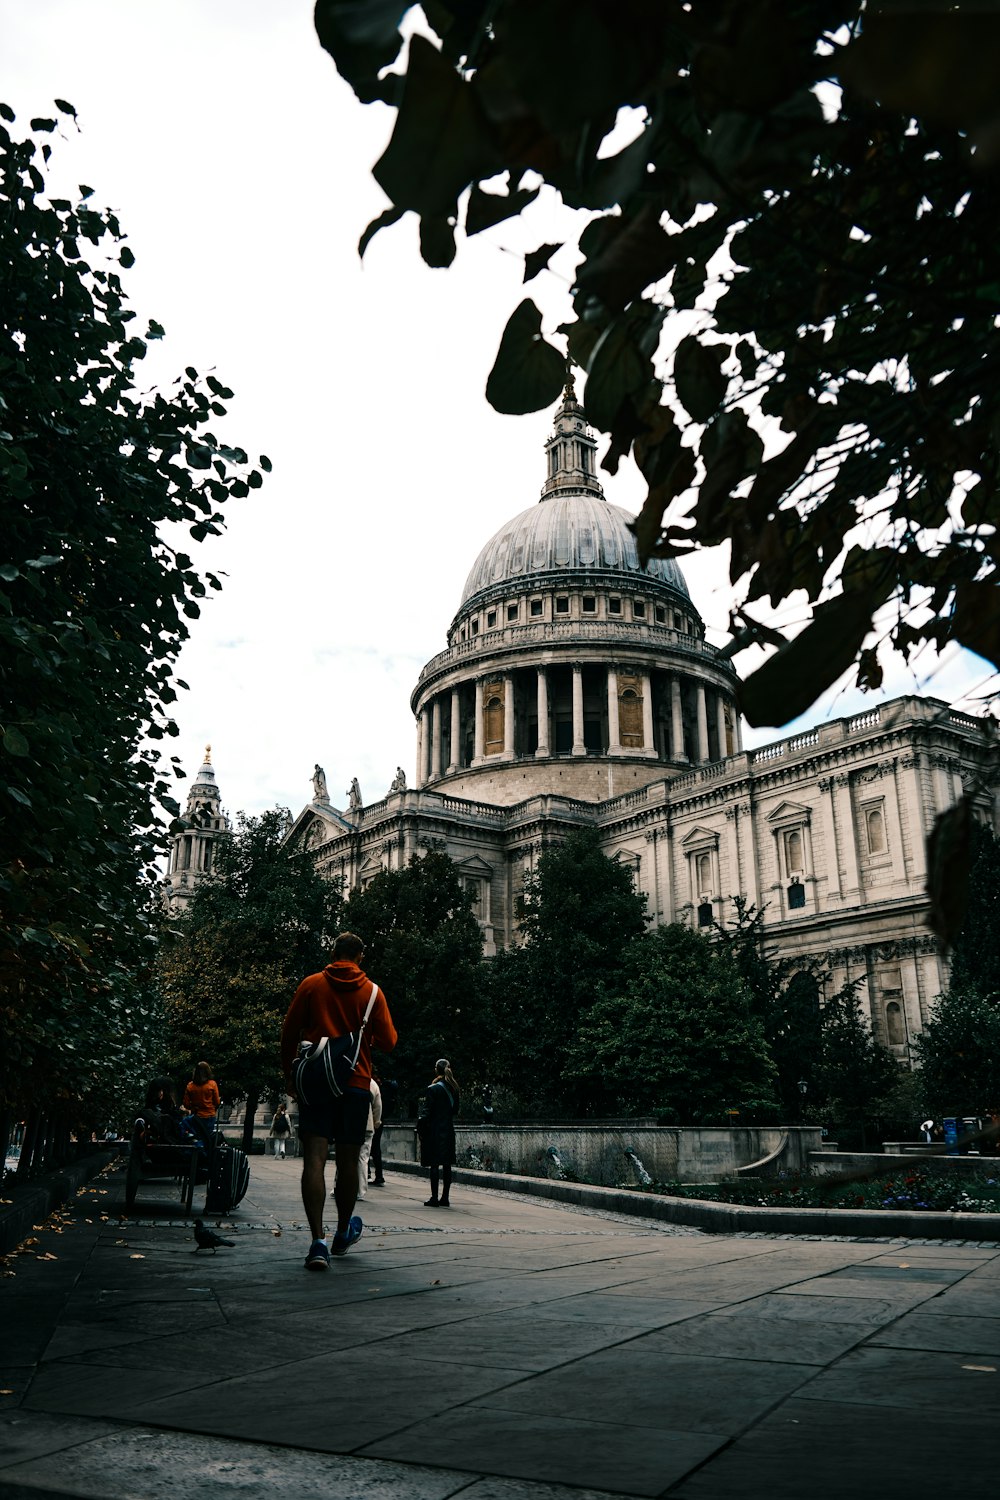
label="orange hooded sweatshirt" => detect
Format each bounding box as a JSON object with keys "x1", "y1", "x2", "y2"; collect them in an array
[{"x1": 280, "y1": 960, "x2": 397, "y2": 1088}]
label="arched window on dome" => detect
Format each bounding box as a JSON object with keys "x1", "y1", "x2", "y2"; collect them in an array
[
  {"x1": 484, "y1": 682, "x2": 504, "y2": 757},
  {"x1": 618, "y1": 675, "x2": 644, "y2": 748}
]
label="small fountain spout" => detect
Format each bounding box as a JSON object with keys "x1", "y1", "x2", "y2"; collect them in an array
[
  {"x1": 546, "y1": 1145, "x2": 567, "y2": 1180},
  {"x1": 624, "y1": 1146, "x2": 652, "y2": 1187}
]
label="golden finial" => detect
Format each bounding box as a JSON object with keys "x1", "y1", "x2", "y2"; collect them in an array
[{"x1": 204, "y1": 743, "x2": 212, "y2": 763}]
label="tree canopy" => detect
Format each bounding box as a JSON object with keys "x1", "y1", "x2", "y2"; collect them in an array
[
  {"x1": 564, "y1": 922, "x2": 778, "y2": 1123},
  {"x1": 158, "y1": 809, "x2": 343, "y2": 1144},
  {"x1": 317, "y1": 2, "x2": 1000, "y2": 727},
  {"x1": 0, "y1": 104, "x2": 269, "y2": 1126},
  {"x1": 483, "y1": 828, "x2": 648, "y2": 1114},
  {"x1": 342, "y1": 848, "x2": 485, "y2": 1110}
]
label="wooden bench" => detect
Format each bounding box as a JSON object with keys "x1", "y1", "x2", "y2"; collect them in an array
[{"x1": 125, "y1": 1117, "x2": 201, "y2": 1213}]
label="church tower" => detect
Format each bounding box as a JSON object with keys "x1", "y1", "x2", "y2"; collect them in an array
[{"x1": 164, "y1": 746, "x2": 230, "y2": 912}]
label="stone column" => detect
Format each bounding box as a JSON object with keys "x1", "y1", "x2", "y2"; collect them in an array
[
  {"x1": 572, "y1": 666, "x2": 586, "y2": 755},
  {"x1": 716, "y1": 692, "x2": 728, "y2": 761},
  {"x1": 671, "y1": 676, "x2": 686, "y2": 761},
  {"x1": 641, "y1": 671, "x2": 654, "y2": 753},
  {"x1": 448, "y1": 688, "x2": 461, "y2": 774},
  {"x1": 607, "y1": 668, "x2": 621, "y2": 753},
  {"x1": 473, "y1": 679, "x2": 484, "y2": 764},
  {"x1": 431, "y1": 698, "x2": 442, "y2": 780},
  {"x1": 535, "y1": 667, "x2": 550, "y2": 757},
  {"x1": 504, "y1": 675, "x2": 515, "y2": 759},
  {"x1": 696, "y1": 684, "x2": 710, "y2": 763},
  {"x1": 415, "y1": 712, "x2": 425, "y2": 789},
  {"x1": 734, "y1": 705, "x2": 744, "y2": 753}
]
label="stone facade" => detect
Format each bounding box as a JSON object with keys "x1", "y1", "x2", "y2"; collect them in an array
[
  {"x1": 170, "y1": 386, "x2": 999, "y2": 1062},
  {"x1": 163, "y1": 746, "x2": 230, "y2": 913}
]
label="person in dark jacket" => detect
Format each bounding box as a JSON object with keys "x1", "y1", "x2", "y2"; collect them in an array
[{"x1": 420, "y1": 1058, "x2": 459, "y2": 1207}]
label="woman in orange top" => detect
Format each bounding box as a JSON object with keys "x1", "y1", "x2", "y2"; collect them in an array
[{"x1": 183, "y1": 1061, "x2": 220, "y2": 1145}]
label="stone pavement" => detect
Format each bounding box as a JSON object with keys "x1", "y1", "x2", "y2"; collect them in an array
[{"x1": 2, "y1": 1155, "x2": 999, "y2": 1500}]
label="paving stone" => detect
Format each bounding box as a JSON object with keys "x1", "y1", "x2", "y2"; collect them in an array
[
  {"x1": 669, "y1": 1398, "x2": 991, "y2": 1500},
  {"x1": 797, "y1": 1344, "x2": 1000, "y2": 1412},
  {"x1": 870, "y1": 1312, "x2": 1000, "y2": 1357},
  {"x1": 479, "y1": 1344, "x2": 818, "y2": 1434},
  {"x1": 362, "y1": 1407, "x2": 726, "y2": 1497}
]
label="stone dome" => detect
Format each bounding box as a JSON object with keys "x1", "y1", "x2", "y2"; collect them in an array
[{"x1": 460, "y1": 492, "x2": 690, "y2": 609}]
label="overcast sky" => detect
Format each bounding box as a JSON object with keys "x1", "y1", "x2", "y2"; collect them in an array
[{"x1": 5, "y1": 1, "x2": 990, "y2": 827}]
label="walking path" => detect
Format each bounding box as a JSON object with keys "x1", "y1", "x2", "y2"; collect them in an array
[{"x1": 2, "y1": 1155, "x2": 999, "y2": 1499}]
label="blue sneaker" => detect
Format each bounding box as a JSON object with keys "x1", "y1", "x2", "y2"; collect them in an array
[
  {"x1": 330, "y1": 1216, "x2": 363, "y2": 1256},
  {"x1": 305, "y1": 1238, "x2": 331, "y2": 1272}
]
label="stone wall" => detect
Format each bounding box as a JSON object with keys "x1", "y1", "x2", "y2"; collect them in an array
[{"x1": 382, "y1": 1123, "x2": 822, "y2": 1185}]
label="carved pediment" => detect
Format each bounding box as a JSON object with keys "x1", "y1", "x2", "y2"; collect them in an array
[
  {"x1": 680, "y1": 824, "x2": 720, "y2": 850},
  {"x1": 767, "y1": 799, "x2": 812, "y2": 827},
  {"x1": 456, "y1": 854, "x2": 494, "y2": 879}
]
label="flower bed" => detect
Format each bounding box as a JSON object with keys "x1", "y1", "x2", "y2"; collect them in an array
[{"x1": 643, "y1": 1167, "x2": 1000, "y2": 1214}]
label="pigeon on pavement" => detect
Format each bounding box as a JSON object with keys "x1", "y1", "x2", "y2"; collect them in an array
[{"x1": 193, "y1": 1219, "x2": 235, "y2": 1252}]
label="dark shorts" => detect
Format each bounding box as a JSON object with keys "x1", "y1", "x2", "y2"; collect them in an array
[{"x1": 297, "y1": 1085, "x2": 370, "y2": 1146}]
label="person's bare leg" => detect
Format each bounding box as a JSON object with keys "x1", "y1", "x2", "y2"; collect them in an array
[
  {"x1": 301, "y1": 1134, "x2": 330, "y2": 1241},
  {"x1": 333, "y1": 1141, "x2": 361, "y2": 1234}
]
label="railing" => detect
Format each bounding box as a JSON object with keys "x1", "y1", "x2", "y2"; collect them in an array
[{"x1": 416, "y1": 618, "x2": 737, "y2": 685}]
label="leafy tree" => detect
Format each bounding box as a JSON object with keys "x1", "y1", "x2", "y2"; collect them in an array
[
  {"x1": 485, "y1": 828, "x2": 649, "y2": 1115},
  {"x1": 158, "y1": 810, "x2": 342, "y2": 1148},
  {"x1": 914, "y1": 985, "x2": 1000, "y2": 1120},
  {"x1": 712, "y1": 899, "x2": 824, "y2": 1119},
  {"x1": 0, "y1": 104, "x2": 268, "y2": 1138},
  {"x1": 813, "y1": 979, "x2": 899, "y2": 1149},
  {"x1": 318, "y1": 3, "x2": 1000, "y2": 723},
  {"x1": 948, "y1": 823, "x2": 1000, "y2": 1003},
  {"x1": 564, "y1": 923, "x2": 778, "y2": 1124},
  {"x1": 342, "y1": 849, "x2": 485, "y2": 1112}
]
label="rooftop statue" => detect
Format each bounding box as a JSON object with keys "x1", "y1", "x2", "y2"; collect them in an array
[
  {"x1": 311, "y1": 764, "x2": 329, "y2": 802},
  {"x1": 347, "y1": 777, "x2": 362, "y2": 810}
]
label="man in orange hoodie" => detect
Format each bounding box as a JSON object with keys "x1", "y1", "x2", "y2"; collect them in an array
[{"x1": 281, "y1": 932, "x2": 397, "y2": 1271}]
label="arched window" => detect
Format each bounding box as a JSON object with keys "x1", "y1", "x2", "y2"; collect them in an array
[
  {"x1": 785, "y1": 828, "x2": 803, "y2": 875},
  {"x1": 619, "y1": 686, "x2": 643, "y2": 747},
  {"x1": 866, "y1": 806, "x2": 887, "y2": 855},
  {"x1": 886, "y1": 1001, "x2": 905, "y2": 1046},
  {"x1": 484, "y1": 689, "x2": 504, "y2": 756},
  {"x1": 696, "y1": 852, "x2": 712, "y2": 894}
]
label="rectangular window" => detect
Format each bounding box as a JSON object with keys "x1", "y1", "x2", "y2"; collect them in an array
[
  {"x1": 487, "y1": 609, "x2": 497, "y2": 628},
  {"x1": 655, "y1": 605, "x2": 666, "y2": 624},
  {"x1": 530, "y1": 599, "x2": 543, "y2": 617},
  {"x1": 555, "y1": 596, "x2": 569, "y2": 614},
  {"x1": 471, "y1": 619, "x2": 479, "y2": 635},
  {"x1": 633, "y1": 600, "x2": 645, "y2": 618},
  {"x1": 609, "y1": 597, "x2": 622, "y2": 615},
  {"x1": 582, "y1": 595, "x2": 596, "y2": 613},
  {"x1": 507, "y1": 603, "x2": 519, "y2": 622}
]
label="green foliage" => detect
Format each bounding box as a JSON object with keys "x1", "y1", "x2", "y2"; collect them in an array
[
  {"x1": 949, "y1": 823, "x2": 1000, "y2": 1001},
  {"x1": 914, "y1": 985, "x2": 1000, "y2": 1118},
  {"x1": 342, "y1": 849, "x2": 485, "y2": 1111},
  {"x1": 484, "y1": 828, "x2": 648, "y2": 1114},
  {"x1": 158, "y1": 810, "x2": 342, "y2": 1106},
  {"x1": 321, "y1": 3, "x2": 1000, "y2": 721},
  {"x1": 711, "y1": 899, "x2": 824, "y2": 1119},
  {"x1": 653, "y1": 1167, "x2": 1000, "y2": 1215},
  {"x1": 813, "y1": 980, "x2": 900, "y2": 1149},
  {"x1": 0, "y1": 105, "x2": 267, "y2": 1120},
  {"x1": 564, "y1": 923, "x2": 778, "y2": 1124}
]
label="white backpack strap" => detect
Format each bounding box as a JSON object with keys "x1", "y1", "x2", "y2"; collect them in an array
[{"x1": 362, "y1": 982, "x2": 379, "y2": 1025}]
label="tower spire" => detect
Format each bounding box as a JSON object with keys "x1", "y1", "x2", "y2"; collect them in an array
[{"x1": 540, "y1": 372, "x2": 604, "y2": 501}]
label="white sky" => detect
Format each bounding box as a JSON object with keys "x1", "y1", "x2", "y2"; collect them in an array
[{"x1": 4, "y1": 1, "x2": 992, "y2": 826}]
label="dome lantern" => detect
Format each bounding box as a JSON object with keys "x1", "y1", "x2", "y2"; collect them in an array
[{"x1": 541, "y1": 371, "x2": 603, "y2": 501}]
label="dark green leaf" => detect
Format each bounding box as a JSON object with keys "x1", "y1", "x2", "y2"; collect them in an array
[
  {"x1": 673, "y1": 337, "x2": 729, "y2": 426},
  {"x1": 466, "y1": 182, "x2": 538, "y2": 235},
  {"x1": 185, "y1": 444, "x2": 213, "y2": 470},
  {"x1": 419, "y1": 214, "x2": 457, "y2": 268},
  {"x1": 486, "y1": 299, "x2": 566, "y2": 415},
  {"x1": 374, "y1": 35, "x2": 501, "y2": 217},
  {"x1": 3, "y1": 726, "x2": 29, "y2": 756},
  {"x1": 359, "y1": 204, "x2": 406, "y2": 258},
  {"x1": 523, "y1": 242, "x2": 561, "y2": 283}
]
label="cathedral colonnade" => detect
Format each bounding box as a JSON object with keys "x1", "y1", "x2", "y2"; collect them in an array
[{"x1": 413, "y1": 663, "x2": 742, "y2": 788}]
